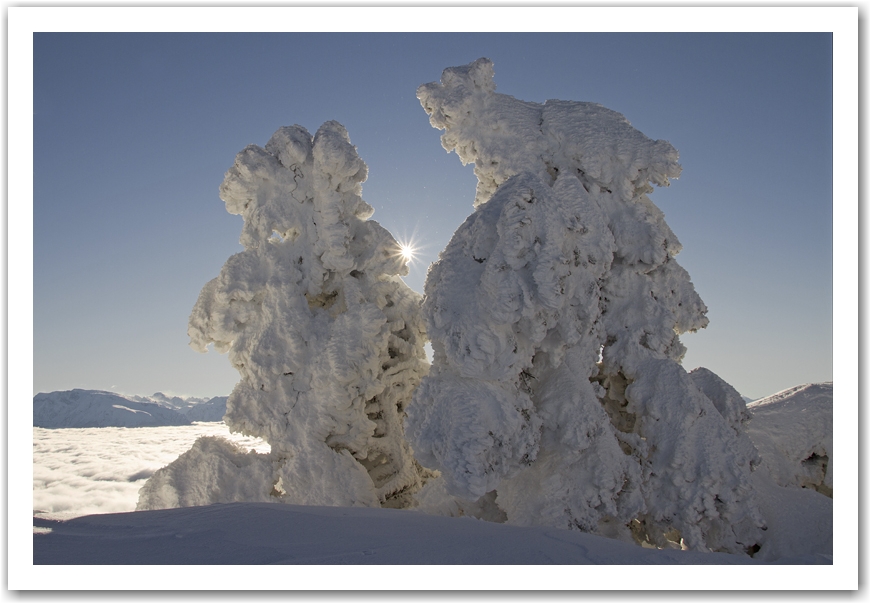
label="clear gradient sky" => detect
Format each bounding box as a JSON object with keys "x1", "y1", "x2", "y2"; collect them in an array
[{"x1": 30, "y1": 25, "x2": 836, "y2": 400}]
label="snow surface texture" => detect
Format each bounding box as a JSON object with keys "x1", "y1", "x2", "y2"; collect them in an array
[
  {"x1": 408, "y1": 58, "x2": 764, "y2": 554},
  {"x1": 33, "y1": 390, "x2": 227, "y2": 427},
  {"x1": 33, "y1": 502, "x2": 829, "y2": 565},
  {"x1": 139, "y1": 122, "x2": 430, "y2": 512}
]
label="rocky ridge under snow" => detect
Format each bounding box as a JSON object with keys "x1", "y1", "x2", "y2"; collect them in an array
[{"x1": 33, "y1": 389, "x2": 228, "y2": 428}]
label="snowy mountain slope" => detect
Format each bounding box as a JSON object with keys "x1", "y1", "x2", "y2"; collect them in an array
[
  {"x1": 129, "y1": 392, "x2": 197, "y2": 412},
  {"x1": 746, "y1": 382, "x2": 833, "y2": 496},
  {"x1": 129, "y1": 393, "x2": 227, "y2": 421},
  {"x1": 183, "y1": 396, "x2": 227, "y2": 422},
  {"x1": 33, "y1": 390, "x2": 191, "y2": 428},
  {"x1": 129, "y1": 392, "x2": 202, "y2": 413},
  {"x1": 32, "y1": 501, "x2": 829, "y2": 566},
  {"x1": 33, "y1": 389, "x2": 229, "y2": 428}
]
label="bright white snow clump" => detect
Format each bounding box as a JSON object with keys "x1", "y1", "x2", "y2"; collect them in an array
[
  {"x1": 406, "y1": 58, "x2": 765, "y2": 554},
  {"x1": 138, "y1": 122, "x2": 430, "y2": 511}
]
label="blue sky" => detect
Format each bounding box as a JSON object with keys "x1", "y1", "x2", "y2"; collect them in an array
[{"x1": 31, "y1": 28, "x2": 835, "y2": 400}]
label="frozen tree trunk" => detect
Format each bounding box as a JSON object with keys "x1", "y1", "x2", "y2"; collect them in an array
[
  {"x1": 406, "y1": 58, "x2": 764, "y2": 554},
  {"x1": 139, "y1": 122, "x2": 430, "y2": 511}
]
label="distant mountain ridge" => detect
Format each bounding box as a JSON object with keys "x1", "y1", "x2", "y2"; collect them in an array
[{"x1": 33, "y1": 389, "x2": 228, "y2": 428}]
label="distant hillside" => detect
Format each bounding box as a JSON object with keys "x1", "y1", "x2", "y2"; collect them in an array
[
  {"x1": 184, "y1": 396, "x2": 227, "y2": 422},
  {"x1": 33, "y1": 389, "x2": 227, "y2": 428},
  {"x1": 127, "y1": 392, "x2": 211, "y2": 413},
  {"x1": 128, "y1": 392, "x2": 227, "y2": 422},
  {"x1": 746, "y1": 382, "x2": 833, "y2": 497}
]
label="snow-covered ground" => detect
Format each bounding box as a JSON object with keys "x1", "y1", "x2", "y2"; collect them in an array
[
  {"x1": 33, "y1": 501, "x2": 767, "y2": 565},
  {"x1": 27, "y1": 503, "x2": 842, "y2": 590}
]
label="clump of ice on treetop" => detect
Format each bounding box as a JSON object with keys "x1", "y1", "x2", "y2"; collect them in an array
[
  {"x1": 139, "y1": 122, "x2": 430, "y2": 511},
  {"x1": 407, "y1": 58, "x2": 764, "y2": 554}
]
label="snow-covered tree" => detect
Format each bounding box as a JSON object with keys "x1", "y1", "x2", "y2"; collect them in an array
[
  {"x1": 406, "y1": 58, "x2": 764, "y2": 553},
  {"x1": 139, "y1": 122, "x2": 430, "y2": 511}
]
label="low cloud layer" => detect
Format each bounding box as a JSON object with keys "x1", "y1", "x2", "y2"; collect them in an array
[{"x1": 33, "y1": 423, "x2": 268, "y2": 520}]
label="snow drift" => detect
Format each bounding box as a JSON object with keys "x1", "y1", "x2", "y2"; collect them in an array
[
  {"x1": 35, "y1": 502, "x2": 830, "y2": 565},
  {"x1": 406, "y1": 58, "x2": 764, "y2": 554},
  {"x1": 139, "y1": 122, "x2": 430, "y2": 512}
]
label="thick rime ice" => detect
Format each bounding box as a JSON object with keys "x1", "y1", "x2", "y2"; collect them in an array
[
  {"x1": 138, "y1": 122, "x2": 430, "y2": 511},
  {"x1": 408, "y1": 58, "x2": 764, "y2": 554}
]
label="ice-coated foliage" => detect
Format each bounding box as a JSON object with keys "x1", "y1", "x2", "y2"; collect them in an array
[
  {"x1": 408, "y1": 58, "x2": 764, "y2": 554},
  {"x1": 138, "y1": 122, "x2": 430, "y2": 511}
]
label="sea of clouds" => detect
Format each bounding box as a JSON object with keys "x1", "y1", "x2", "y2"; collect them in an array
[{"x1": 33, "y1": 423, "x2": 269, "y2": 520}]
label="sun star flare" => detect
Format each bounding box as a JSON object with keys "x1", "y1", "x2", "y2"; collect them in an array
[{"x1": 398, "y1": 242, "x2": 416, "y2": 263}]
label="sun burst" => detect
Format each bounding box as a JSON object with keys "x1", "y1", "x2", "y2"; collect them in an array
[
  {"x1": 393, "y1": 230, "x2": 423, "y2": 268},
  {"x1": 398, "y1": 243, "x2": 416, "y2": 263}
]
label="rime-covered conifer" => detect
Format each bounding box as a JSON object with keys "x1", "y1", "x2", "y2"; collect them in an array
[
  {"x1": 139, "y1": 122, "x2": 429, "y2": 511},
  {"x1": 406, "y1": 58, "x2": 764, "y2": 553}
]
